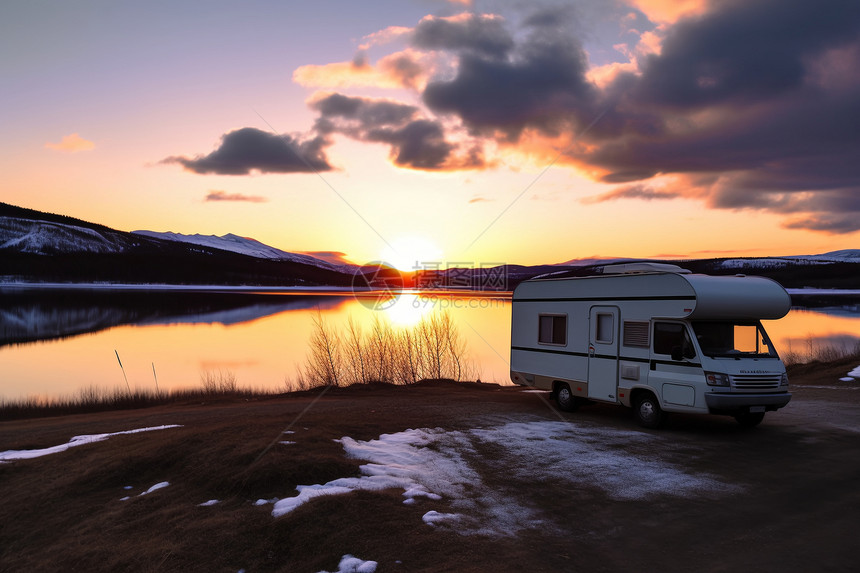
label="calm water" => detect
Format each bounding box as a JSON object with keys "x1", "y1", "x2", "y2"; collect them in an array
[{"x1": 1, "y1": 288, "x2": 859, "y2": 401}]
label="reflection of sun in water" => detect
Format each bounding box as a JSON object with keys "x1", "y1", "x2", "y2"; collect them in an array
[
  {"x1": 380, "y1": 236, "x2": 443, "y2": 272},
  {"x1": 383, "y1": 294, "x2": 436, "y2": 326}
]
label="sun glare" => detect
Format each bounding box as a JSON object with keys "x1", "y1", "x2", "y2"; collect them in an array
[
  {"x1": 379, "y1": 236, "x2": 444, "y2": 272},
  {"x1": 382, "y1": 293, "x2": 436, "y2": 326}
]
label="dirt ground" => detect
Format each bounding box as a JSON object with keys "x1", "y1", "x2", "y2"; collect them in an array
[{"x1": 1, "y1": 359, "x2": 859, "y2": 572}]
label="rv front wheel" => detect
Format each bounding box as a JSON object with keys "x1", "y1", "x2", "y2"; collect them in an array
[
  {"x1": 634, "y1": 393, "x2": 666, "y2": 429},
  {"x1": 555, "y1": 383, "x2": 579, "y2": 412}
]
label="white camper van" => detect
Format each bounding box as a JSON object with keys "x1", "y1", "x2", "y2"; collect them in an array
[{"x1": 510, "y1": 263, "x2": 792, "y2": 428}]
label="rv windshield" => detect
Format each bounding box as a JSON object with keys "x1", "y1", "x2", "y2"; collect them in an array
[{"x1": 692, "y1": 321, "x2": 778, "y2": 359}]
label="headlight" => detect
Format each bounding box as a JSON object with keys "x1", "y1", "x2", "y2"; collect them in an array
[
  {"x1": 780, "y1": 373, "x2": 789, "y2": 387},
  {"x1": 705, "y1": 372, "x2": 730, "y2": 387}
]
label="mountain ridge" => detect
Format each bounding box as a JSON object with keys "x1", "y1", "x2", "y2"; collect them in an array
[{"x1": 1, "y1": 202, "x2": 858, "y2": 289}]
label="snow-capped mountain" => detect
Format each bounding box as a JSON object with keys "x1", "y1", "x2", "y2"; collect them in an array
[
  {"x1": 0, "y1": 202, "x2": 356, "y2": 286},
  {"x1": 797, "y1": 250, "x2": 860, "y2": 262},
  {"x1": 132, "y1": 230, "x2": 354, "y2": 272},
  {"x1": 0, "y1": 216, "x2": 140, "y2": 255}
]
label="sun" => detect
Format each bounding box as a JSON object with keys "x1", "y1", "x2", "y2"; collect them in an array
[{"x1": 379, "y1": 236, "x2": 444, "y2": 272}]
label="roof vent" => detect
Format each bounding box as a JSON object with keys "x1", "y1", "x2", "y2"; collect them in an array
[{"x1": 602, "y1": 262, "x2": 691, "y2": 275}]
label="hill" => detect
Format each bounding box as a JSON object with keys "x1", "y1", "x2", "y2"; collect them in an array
[{"x1": 0, "y1": 203, "x2": 354, "y2": 286}]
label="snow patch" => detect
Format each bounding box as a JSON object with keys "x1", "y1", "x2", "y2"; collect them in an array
[
  {"x1": 423, "y1": 510, "x2": 461, "y2": 526},
  {"x1": 140, "y1": 481, "x2": 169, "y2": 496},
  {"x1": 122, "y1": 481, "x2": 171, "y2": 500},
  {"x1": 198, "y1": 499, "x2": 220, "y2": 507},
  {"x1": 272, "y1": 419, "x2": 739, "y2": 536},
  {"x1": 317, "y1": 554, "x2": 377, "y2": 573},
  {"x1": 0, "y1": 425, "x2": 182, "y2": 462}
]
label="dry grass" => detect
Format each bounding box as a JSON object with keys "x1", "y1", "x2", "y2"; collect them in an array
[
  {"x1": 3, "y1": 377, "x2": 860, "y2": 572},
  {"x1": 293, "y1": 310, "x2": 477, "y2": 390},
  {"x1": 0, "y1": 374, "x2": 270, "y2": 422},
  {"x1": 0, "y1": 382, "x2": 556, "y2": 573},
  {"x1": 781, "y1": 336, "x2": 860, "y2": 366}
]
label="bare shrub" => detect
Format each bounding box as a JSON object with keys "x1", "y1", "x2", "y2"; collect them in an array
[
  {"x1": 304, "y1": 310, "x2": 344, "y2": 387},
  {"x1": 300, "y1": 311, "x2": 475, "y2": 386}
]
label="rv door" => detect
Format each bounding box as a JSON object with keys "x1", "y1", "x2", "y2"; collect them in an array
[{"x1": 588, "y1": 306, "x2": 619, "y2": 402}]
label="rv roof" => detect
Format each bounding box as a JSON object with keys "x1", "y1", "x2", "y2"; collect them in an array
[{"x1": 602, "y1": 262, "x2": 691, "y2": 275}]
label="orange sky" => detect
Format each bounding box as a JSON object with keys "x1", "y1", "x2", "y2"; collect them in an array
[{"x1": 2, "y1": 0, "x2": 858, "y2": 268}]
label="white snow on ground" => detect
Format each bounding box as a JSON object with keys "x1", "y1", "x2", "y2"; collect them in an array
[
  {"x1": 120, "y1": 481, "x2": 170, "y2": 501},
  {"x1": 279, "y1": 441, "x2": 296, "y2": 445},
  {"x1": 198, "y1": 499, "x2": 220, "y2": 506},
  {"x1": 836, "y1": 365, "x2": 860, "y2": 383},
  {"x1": 317, "y1": 554, "x2": 377, "y2": 573},
  {"x1": 271, "y1": 428, "x2": 477, "y2": 520},
  {"x1": 0, "y1": 425, "x2": 182, "y2": 462},
  {"x1": 140, "y1": 481, "x2": 169, "y2": 495},
  {"x1": 423, "y1": 511, "x2": 461, "y2": 526},
  {"x1": 272, "y1": 418, "x2": 739, "y2": 536},
  {"x1": 470, "y1": 421, "x2": 738, "y2": 501}
]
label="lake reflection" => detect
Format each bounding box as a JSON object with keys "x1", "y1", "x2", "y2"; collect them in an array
[
  {"x1": 0, "y1": 288, "x2": 858, "y2": 401},
  {"x1": 0, "y1": 289, "x2": 513, "y2": 400}
]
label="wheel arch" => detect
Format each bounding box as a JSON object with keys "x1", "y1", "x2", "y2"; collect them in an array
[{"x1": 629, "y1": 386, "x2": 661, "y2": 409}]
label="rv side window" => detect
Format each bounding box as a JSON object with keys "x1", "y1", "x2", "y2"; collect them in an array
[
  {"x1": 623, "y1": 321, "x2": 650, "y2": 347},
  {"x1": 538, "y1": 314, "x2": 567, "y2": 345},
  {"x1": 595, "y1": 313, "x2": 614, "y2": 344},
  {"x1": 653, "y1": 322, "x2": 696, "y2": 359}
]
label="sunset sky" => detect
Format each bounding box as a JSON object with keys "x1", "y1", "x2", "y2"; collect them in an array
[{"x1": 2, "y1": 0, "x2": 859, "y2": 268}]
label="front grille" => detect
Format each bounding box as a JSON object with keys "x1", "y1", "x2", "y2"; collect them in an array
[{"x1": 730, "y1": 374, "x2": 781, "y2": 390}]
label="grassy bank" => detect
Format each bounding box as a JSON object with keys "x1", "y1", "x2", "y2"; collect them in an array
[{"x1": 2, "y1": 375, "x2": 860, "y2": 572}]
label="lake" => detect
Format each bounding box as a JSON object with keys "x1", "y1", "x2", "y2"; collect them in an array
[{"x1": 1, "y1": 287, "x2": 859, "y2": 401}]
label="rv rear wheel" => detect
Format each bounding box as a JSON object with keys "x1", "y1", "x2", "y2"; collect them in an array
[
  {"x1": 555, "y1": 383, "x2": 579, "y2": 412},
  {"x1": 633, "y1": 393, "x2": 666, "y2": 429},
  {"x1": 734, "y1": 412, "x2": 765, "y2": 428}
]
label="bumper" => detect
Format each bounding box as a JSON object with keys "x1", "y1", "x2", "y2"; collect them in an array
[{"x1": 705, "y1": 391, "x2": 791, "y2": 414}]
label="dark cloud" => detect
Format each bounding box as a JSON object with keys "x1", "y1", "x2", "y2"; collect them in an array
[
  {"x1": 568, "y1": 0, "x2": 860, "y2": 233},
  {"x1": 162, "y1": 128, "x2": 331, "y2": 175},
  {"x1": 204, "y1": 190, "x2": 268, "y2": 203},
  {"x1": 311, "y1": 93, "x2": 484, "y2": 170},
  {"x1": 311, "y1": 93, "x2": 417, "y2": 132},
  {"x1": 401, "y1": 0, "x2": 860, "y2": 231},
  {"x1": 423, "y1": 30, "x2": 596, "y2": 139},
  {"x1": 783, "y1": 214, "x2": 860, "y2": 234},
  {"x1": 412, "y1": 14, "x2": 514, "y2": 58},
  {"x1": 366, "y1": 119, "x2": 454, "y2": 169},
  {"x1": 634, "y1": 0, "x2": 860, "y2": 108}
]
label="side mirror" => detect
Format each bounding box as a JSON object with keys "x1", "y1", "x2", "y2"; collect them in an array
[{"x1": 671, "y1": 346, "x2": 683, "y2": 361}]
